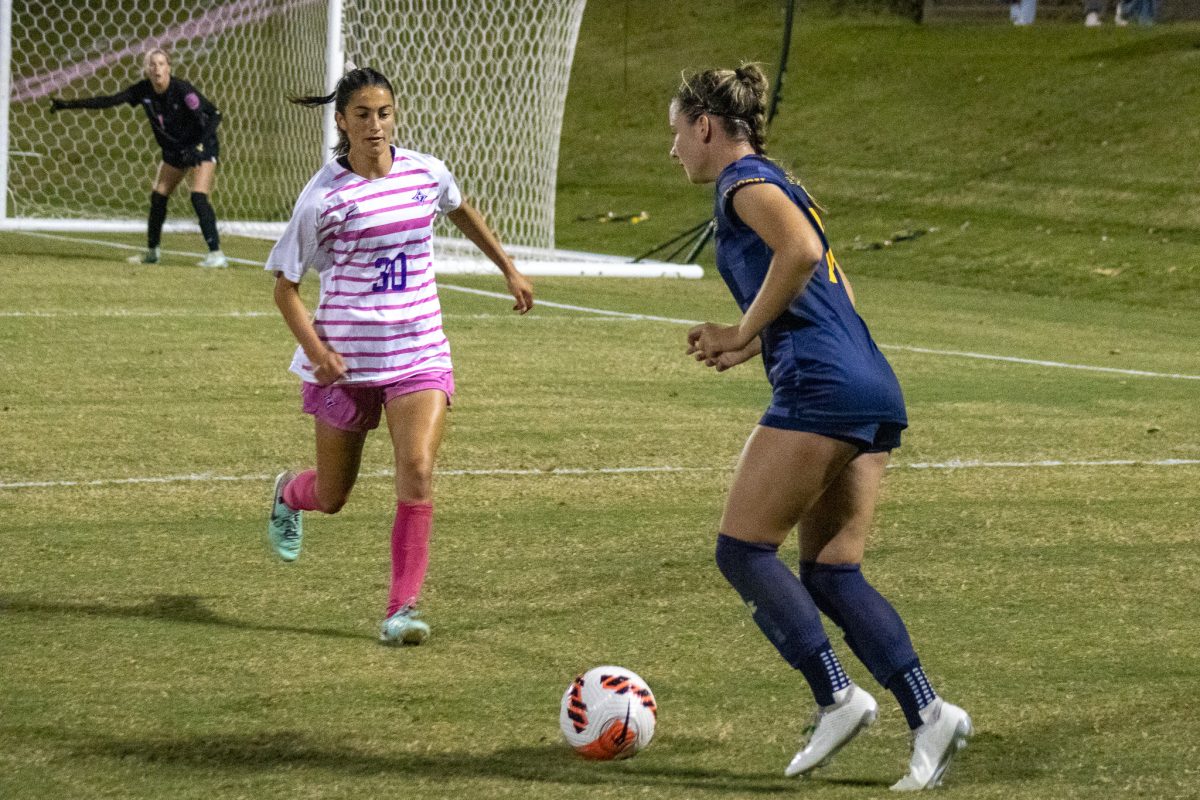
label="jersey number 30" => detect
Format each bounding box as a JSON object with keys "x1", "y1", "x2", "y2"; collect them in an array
[{"x1": 371, "y1": 253, "x2": 408, "y2": 293}]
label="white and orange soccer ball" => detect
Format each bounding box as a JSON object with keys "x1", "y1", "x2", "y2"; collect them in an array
[{"x1": 559, "y1": 666, "x2": 657, "y2": 760}]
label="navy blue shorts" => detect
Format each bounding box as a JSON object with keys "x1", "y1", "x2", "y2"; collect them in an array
[{"x1": 759, "y1": 411, "x2": 905, "y2": 453}]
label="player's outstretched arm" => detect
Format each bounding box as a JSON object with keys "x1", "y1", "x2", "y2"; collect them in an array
[
  {"x1": 48, "y1": 89, "x2": 133, "y2": 113},
  {"x1": 447, "y1": 201, "x2": 534, "y2": 314}
]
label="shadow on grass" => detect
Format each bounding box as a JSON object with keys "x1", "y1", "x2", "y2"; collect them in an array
[
  {"x1": 0, "y1": 593, "x2": 364, "y2": 642},
  {"x1": 10, "y1": 726, "x2": 893, "y2": 793},
  {"x1": 1074, "y1": 31, "x2": 1200, "y2": 62}
]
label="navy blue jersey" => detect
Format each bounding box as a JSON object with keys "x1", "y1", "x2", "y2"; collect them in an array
[{"x1": 714, "y1": 155, "x2": 906, "y2": 429}]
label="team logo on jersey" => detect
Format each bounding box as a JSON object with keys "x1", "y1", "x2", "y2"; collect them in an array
[{"x1": 412, "y1": 189, "x2": 429, "y2": 204}]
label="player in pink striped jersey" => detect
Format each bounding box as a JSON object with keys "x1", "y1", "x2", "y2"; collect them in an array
[{"x1": 264, "y1": 67, "x2": 534, "y2": 645}]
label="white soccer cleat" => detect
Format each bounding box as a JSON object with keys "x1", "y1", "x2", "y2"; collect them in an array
[
  {"x1": 198, "y1": 250, "x2": 228, "y2": 268},
  {"x1": 891, "y1": 698, "x2": 972, "y2": 791},
  {"x1": 1085, "y1": 10, "x2": 1101, "y2": 25},
  {"x1": 785, "y1": 685, "x2": 878, "y2": 777},
  {"x1": 380, "y1": 608, "x2": 430, "y2": 646}
]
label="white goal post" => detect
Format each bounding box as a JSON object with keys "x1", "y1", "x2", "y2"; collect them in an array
[{"x1": 0, "y1": 0, "x2": 700, "y2": 278}]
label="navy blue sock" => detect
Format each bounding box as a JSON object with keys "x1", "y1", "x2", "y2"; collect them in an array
[
  {"x1": 886, "y1": 662, "x2": 938, "y2": 729},
  {"x1": 800, "y1": 561, "x2": 936, "y2": 727},
  {"x1": 715, "y1": 535, "x2": 848, "y2": 705},
  {"x1": 147, "y1": 191, "x2": 168, "y2": 249},
  {"x1": 190, "y1": 192, "x2": 220, "y2": 251}
]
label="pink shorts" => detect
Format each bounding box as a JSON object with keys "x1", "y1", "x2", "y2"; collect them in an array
[{"x1": 300, "y1": 370, "x2": 455, "y2": 433}]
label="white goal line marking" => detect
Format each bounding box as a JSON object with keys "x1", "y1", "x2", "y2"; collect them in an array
[
  {"x1": 2, "y1": 458, "x2": 1196, "y2": 490},
  {"x1": 12, "y1": 230, "x2": 263, "y2": 266},
  {"x1": 6, "y1": 231, "x2": 1198, "y2": 382}
]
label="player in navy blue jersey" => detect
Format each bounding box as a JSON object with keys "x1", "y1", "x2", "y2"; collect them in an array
[
  {"x1": 51, "y1": 49, "x2": 227, "y2": 268},
  {"x1": 670, "y1": 64, "x2": 971, "y2": 790}
]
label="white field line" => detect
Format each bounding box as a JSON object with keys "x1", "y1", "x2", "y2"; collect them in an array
[
  {"x1": 5, "y1": 230, "x2": 1199, "y2": 381},
  {"x1": 2, "y1": 458, "x2": 1197, "y2": 490},
  {"x1": 0, "y1": 310, "x2": 580, "y2": 320},
  {"x1": 438, "y1": 284, "x2": 702, "y2": 325},
  {"x1": 881, "y1": 345, "x2": 1200, "y2": 381},
  {"x1": 12, "y1": 230, "x2": 262, "y2": 266}
]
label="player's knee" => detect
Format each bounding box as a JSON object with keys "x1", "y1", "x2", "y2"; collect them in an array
[
  {"x1": 715, "y1": 533, "x2": 777, "y2": 584},
  {"x1": 316, "y1": 486, "x2": 351, "y2": 515},
  {"x1": 394, "y1": 457, "x2": 434, "y2": 502},
  {"x1": 799, "y1": 561, "x2": 861, "y2": 601}
]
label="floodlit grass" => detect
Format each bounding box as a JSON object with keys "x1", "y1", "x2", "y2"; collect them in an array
[
  {"x1": 2, "y1": 233, "x2": 1197, "y2": 799},
  {"x1": 3, "y1": 5, "x2": 1199, "y2": 800}
]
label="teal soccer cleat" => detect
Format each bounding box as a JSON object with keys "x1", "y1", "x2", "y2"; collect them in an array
[
  {"x1": 267, "y1": 471, "x2": 303, "y2": 562},
  {"x1": 127, "y1": 247, "x2": 160, "y2": 264},
  {"x1": 380, "y1": 608, "x2": 430, "y2": 646}
]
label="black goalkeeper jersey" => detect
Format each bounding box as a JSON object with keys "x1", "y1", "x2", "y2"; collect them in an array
[{"x1": 61, "y1": 77, "x2": 221, "y2": 153}]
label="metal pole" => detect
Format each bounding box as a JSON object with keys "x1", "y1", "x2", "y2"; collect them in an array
[
  {"x1": 322, "y1": 0, "x2": 345, "y2": 159},
  {"x1": 0, "y1": 0, "x2": 14, "y2": 220},
  {"x1": 768, "y1": 0, "x2": 796, "y2": 126}
]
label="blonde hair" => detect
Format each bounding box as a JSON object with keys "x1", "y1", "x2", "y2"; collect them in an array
[
  {"x1": 143, "y1": 48, "x2": 171, "y2": 69},
  {"x1": 673, "y1": 63, "x2": 769, "y2": 154}
]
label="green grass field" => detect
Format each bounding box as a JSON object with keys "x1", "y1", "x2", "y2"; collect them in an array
[{"x1": 2, "y1": 5, "x2": 1199, "y2": 800}]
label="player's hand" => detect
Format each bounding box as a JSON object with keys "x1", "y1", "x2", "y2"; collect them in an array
[
  {"x1": 181, "y1": 143, "x2": 205, "y2": 166},
  {"x1": 49, "y1": 98, "x2": 66, "y2": 113},
  {"x1": 701, "y1": 342, "x2": 760, "y2": 372},
  {"x1": 686, "y1": 322, "x2": 744, "y2": 360},
  {"x1": 505, "y1": 269, "x2": 534, "y2": 314},
  {"x1": 311, "y1": 349, "x2": 348, "y2": 386}
]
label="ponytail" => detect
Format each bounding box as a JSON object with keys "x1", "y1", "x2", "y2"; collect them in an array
[{"x1": 288, "y1": 67, "x2": 395, "y2": 156}]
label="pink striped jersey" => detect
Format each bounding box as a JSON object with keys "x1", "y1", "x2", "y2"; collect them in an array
[{"x1": 266, "y1": 146, "x2": 462, "y2": 385}]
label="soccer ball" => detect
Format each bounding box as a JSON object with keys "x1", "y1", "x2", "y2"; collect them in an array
[{"x1": 559, "y1": 665, "x2": 657, "y2": 760}]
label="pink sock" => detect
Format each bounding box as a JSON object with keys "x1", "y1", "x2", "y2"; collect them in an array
[
  {"x1": 386, "y1": 501, "x2": 433, "y2": 617},
  {"x1": 282, "y1": 469, "x2": 321, "y2": 511}
]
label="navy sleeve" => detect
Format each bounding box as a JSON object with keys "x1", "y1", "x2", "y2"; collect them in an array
[
  {"x1": 719, "y1": 161, "x2": 785, "y2": 229},
  {"x1": 721, "y1": 160, "x2": 831, "y2": 252}
]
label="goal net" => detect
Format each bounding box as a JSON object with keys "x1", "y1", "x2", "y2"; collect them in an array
[
  {"x1": 1, "y1": 0, "x2": 696, "y2": 275},
  {"x1": 2, "y1": 0, "x2": 328, "y2": 236}
]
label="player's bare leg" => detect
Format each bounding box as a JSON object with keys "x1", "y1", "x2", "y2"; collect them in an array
[
  {"x1": 378, "y1": 389, "x2": 447, "y2": 645},
  {"x1": 712, "y1": 428, "x2": 878, "y2": 776},
  {"x1": 798, "y1": 452, "x2": 971, "y2": 790},
  {"x1": 128, "y1": 161, "x2": 186, "y2": 264},
  {"x1": 267, "y1": 419, "x2": 367, "y2": 561},
  {"x1": 189, "y1": 160, "x2": 227, "y2": 267}
]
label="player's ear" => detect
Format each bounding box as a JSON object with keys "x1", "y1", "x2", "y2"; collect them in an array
[{"x1": 699, "y1": 113, "x2": 713, "y2": 143}]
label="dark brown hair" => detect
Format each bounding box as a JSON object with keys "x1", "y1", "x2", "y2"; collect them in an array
[{"x1": 290, "y1": 67, "x2": 395, "y2": 157}]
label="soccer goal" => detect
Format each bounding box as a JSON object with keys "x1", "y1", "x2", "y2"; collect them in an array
[{"x1": 0, "y1": 0, "x2": 700, "y2": 277}]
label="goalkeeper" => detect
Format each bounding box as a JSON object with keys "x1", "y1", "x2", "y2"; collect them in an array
[{"x1": 50, "y1": 48, "x2": 227, "y2": 268}]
